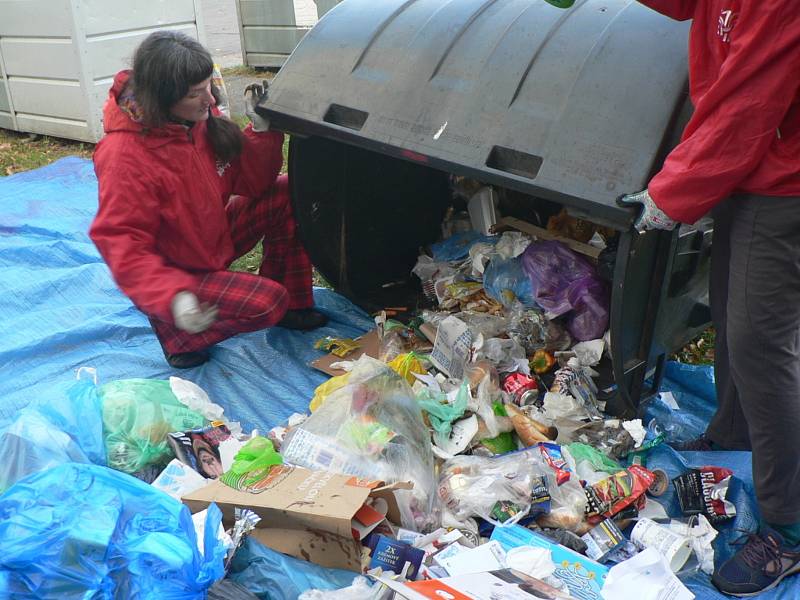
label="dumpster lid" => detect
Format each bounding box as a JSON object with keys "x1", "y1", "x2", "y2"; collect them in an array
[{"x1": 261, "y1": 0, "x2": 690, "y2": 229}]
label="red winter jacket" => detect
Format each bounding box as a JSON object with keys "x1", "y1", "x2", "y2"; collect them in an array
[
  {"x1": 90, "y1": 71, "x2": 285, "y2": 322},
  {"x1": 640, "y1": 0, "x2": 800, "y2": 223}
]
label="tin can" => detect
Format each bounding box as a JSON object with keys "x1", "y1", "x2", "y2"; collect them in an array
[{"x1": 502, "y1": 372, "x2": 539, "y2": 406}]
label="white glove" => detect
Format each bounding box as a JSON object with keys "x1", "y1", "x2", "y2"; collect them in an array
[
  {"x1": 244, "y1": 79, "x2": 271, "y2": 132},
  {"x1": 619, "y1": 189, "x2": 677, "y2": 232},
  {"x1": 171, "y1": 291, "x2": 218, "y2": 334}
]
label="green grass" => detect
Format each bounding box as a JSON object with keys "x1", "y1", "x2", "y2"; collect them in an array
[
  {"x1": 671, "y1": 326, "x2": 715, "y2": 365},
  {"x1": 0, "y1": 129, "x2": 93, "y2": 176},
  {"x1": 220, "y1": 65, "x2": 269, "y2": 78}
]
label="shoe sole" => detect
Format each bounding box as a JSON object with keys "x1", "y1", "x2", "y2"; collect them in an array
[{"x1": 721, "y1": 562, "x2": 800, "y2": 597}]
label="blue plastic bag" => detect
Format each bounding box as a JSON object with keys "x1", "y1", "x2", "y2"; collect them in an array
[
  {"x1": 0, "y1": 377, "x2": 105, "y2": 492},
  {"x1": 640, "y1": 361, "x2": 718, "y2": 445},
  {"x1": 430, "y1": 231, "x2": 495, "y2": 262},
  {"x1": 483, "y1": 255, "x2": 536, "y2": 308},
  {"x1": 228, "y1": 537, "x2": 358, "y2": 600},
  {"x1": 0, "y1": 463, "x2": 225, "y2": 599}
]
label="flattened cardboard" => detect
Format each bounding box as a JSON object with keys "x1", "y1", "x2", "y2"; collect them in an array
[
  {"x1": 311, "y1": 329, "x2": 381, "y2": 377},
  {"x1": 495, "y1": 216, "x2": 602, "y2": 260},
  {"x1": 182, "y1": 466, "x2": 410, "y2": 571},
  {"x1": 250, "y1": 527, "x2": 365, "y2": 571}
]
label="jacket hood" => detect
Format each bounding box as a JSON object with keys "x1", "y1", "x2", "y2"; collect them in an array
[{"x1": 102, "y1": 70, "x2": 198, "y2": 144}]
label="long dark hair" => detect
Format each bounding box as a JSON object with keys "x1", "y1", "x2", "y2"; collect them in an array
[{"x1": 132, "y1": 31, "x2": 243, "y2": 163}]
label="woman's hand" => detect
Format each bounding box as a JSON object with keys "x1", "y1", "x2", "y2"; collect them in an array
[
  {"x1": 244, "y1": 79, "x2": 271, "y2": 132},
  {"x1": 171, "y1": 291, "x2": 218, "y2": 334}
]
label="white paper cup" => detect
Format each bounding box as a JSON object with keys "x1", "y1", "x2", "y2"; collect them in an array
[{"x1": 631, "y1": 518, "x2": 692, "y2": 572}]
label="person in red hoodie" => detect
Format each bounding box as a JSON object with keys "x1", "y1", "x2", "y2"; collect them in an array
[
  {"x1": 620, "y1": 1, "x2": 800, "y2": 595},
  {"x1": 90, "y1": 31, "x2": 327, "y2": 369}
]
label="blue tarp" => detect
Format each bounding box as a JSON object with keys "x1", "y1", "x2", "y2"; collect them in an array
[
  {"x1": 0, "y1": 158, "x2": 797, "y2": 598},
  {"x1": 0, "y1": 157, "x2": 372, "y2": 434}
]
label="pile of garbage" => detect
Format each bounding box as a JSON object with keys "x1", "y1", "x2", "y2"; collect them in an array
[
  {"x1": 0, "y1": 203, "x2": 734, "y2": 600},
  {"x1": 254, "y1": 211, "x2": 733, "y2": 599}
]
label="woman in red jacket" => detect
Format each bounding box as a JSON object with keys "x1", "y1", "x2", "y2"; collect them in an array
[{"x1": 90, "y1": 31, "x2": 326, "y2": 369}]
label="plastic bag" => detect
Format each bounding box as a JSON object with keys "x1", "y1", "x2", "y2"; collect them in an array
[
  {"x1": 521, "y1": 240, "x2": 609, "y2": 341},
  {"x1": 438, "y1": 447, "x2": 552, "y2": 526},
  {"x1": 473, "y1": 336, "x2": 530, "y2": 376},
  {"x1": 387, "y1": 352, "x2": 427, "y2": 386},
  {"x1": 566, "y1": 442, "x2": 623, "y2": 481},
  {"x1": 310, "y1": 372, "x2": 351, "y2": 412},
  {"x1": 483, "y1": 255, "x2": 536, "y2": 308},
  {"x1": 506, "y1": 306, "x2": 548, "y2": 354},
  {"x1": 281, "y1": 356, "x2": 438, "y2": 532},
  {"x1": 465, "y1": 362, "x2": 514, "y2": 440},
  {"x1": 417, "y1": 380, "x2": 469, "y2": 447},
  {"x1": 170, "y1": 376, "x2": 242, "y2": 437},
  {"x1": 99, "y1": 378, "x2": 207, "y2": 474},
  {"x1": 228, "y1": 538, "x2": 358, "y2": 600},
  {"x1": 571, "y1": 420, "x2": 636, "y2": 460},
  {"x1": 220, "y1": 437, "x2": 283, "y2": 491},
  {"x1": 0, "y1": 463, "x2": 225, "y2": 599},
  {"x1": 0, "y1": 377, "x2": 105, "y2": 492},
  {"x1": 208, "y1": 580, "x2": 260, "y2": 600},
  {"x1": 430, "y1": 231, "x2": 493, "y2": 262},
  {"x1": 299, "y1": 577, "x2": 388, "y2": 600}
]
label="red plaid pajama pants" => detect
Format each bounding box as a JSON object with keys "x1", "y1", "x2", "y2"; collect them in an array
[{"x1": 151, "y1": 175, "x2": 314, "y2": 353}]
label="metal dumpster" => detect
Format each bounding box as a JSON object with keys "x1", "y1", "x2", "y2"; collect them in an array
[{"x1": 258, "y1": 0, "x2": 711, "y2": 416}]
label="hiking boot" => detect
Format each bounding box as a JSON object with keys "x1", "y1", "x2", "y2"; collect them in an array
[
  {"x1": 148, "y1": 317, "x2": 211, "y2": 368},
  {"x1": 712, "y1": 528, "x2": 800, "y2": 596},
  {"x1": 165, "y1": 349, "x2": 210, "y2": 369},
  {"x1": 673, "y1": 434, "x2": 716, "y2": 452},
  {"x1": 277, "y1": 308, "x2": 328, "y2": 331}
]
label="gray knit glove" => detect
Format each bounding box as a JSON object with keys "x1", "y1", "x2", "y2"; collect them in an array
[
  {"x1": 619, "y1": 189, "x2": 677, "y2": 232},
  {"x1": 243, "y1": 79, "x2": 271, "y2": 132}
]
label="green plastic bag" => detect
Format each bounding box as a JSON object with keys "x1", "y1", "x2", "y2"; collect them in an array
[
  {"x1": 221, "y1": 436, "x2": 283, "y2": 491},
  {"x1": 417, "y1": 381, "x2": 469, "y2": 447},
  {"x1": 99, "y1": 379, "x2": 207, "y2": 474},
  {"x1": 566, "y1": 442, "x2": 623, "y2": 475}
]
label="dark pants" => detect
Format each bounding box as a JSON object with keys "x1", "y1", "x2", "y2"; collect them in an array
[{"x1": 706, "y1": 194, "x2": 800, "y2": 525}]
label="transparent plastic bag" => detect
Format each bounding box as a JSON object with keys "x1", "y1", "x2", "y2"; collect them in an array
[
  {"x1": 99, "y1": 378, "x2": 207, "y2": 474},
  {"x1": 281, "y1": 356, "x2": 438, "y2": 532},
  {"x1": 506, "y1": 305, "x2": 548, "y2": 354},
  {"x1": 464, "y1": 362, "x2": 514, "y2": 440},
  {"x1": 299, "y1": 577, "x2": 389, "y2": 600},
  {"x1": 438, "y1": 446, "x2": 552, "y2": 526},
  {"x1": 521, "y1": 240, "x2": 609, "y2": 341},
  {"x1": 0, "y1": 463, "x2": 225, "y2": 598}
]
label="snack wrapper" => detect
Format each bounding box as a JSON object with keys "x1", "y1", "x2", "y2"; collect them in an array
[
  {"x1": 672, "y1": 466, "x2": 737, "y2": 523},
  {"x1": 585, "y1": 465, "x2": 655, "y2": 521}
]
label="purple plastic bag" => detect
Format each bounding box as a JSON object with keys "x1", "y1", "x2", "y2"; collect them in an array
[{"x1": 521, "y1": 240, "x2": 609, "y2": 341}]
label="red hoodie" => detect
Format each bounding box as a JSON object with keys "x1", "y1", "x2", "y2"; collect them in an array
[
  {"x1": 90, "y1": 71, "x2": 284, "y2": 322},
  {"x1": 640, "y1": 0, "x2": 800, "y2": 223}
]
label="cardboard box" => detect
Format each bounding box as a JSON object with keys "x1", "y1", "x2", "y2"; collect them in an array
[
  {"x1": 310, "y1": 329, "x2": 381, "y2": 377},
  {"x1": 182, "y1": 465, "x2": 410, "y2": 571}
]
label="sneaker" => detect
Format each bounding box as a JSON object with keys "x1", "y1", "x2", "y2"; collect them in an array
[
  {"x1": 673, "y1": 434, "x2": 715, "y2": 452},
  {"x1": 165, "y1": 349, "x2": 210, "y2": 369},
  {"x1": 277, "y1": 308, "x2": 328, "y2": 331},
  {"x1": 712, "y1": 528, "x2": 800, "y2": 596}
]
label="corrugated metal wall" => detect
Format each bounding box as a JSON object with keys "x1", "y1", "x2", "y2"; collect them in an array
[
  {"x1": 0, "y1": 0, "x2": 205, "y2": 142},
  {"x1": 237, "y1": 0, "x2": 342, "y2": 68}
]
